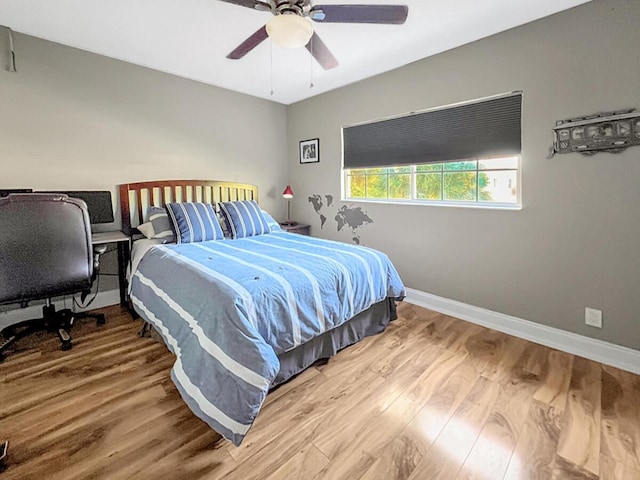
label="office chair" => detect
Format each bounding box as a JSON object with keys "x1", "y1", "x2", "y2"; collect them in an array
[{"x1": 0, "y1": 194, "x2": 106, "y2": 359}]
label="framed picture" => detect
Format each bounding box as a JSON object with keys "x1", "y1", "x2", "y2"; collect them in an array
[{"x1": 299, "y1": 138, "x2": 319, "y2": 164}]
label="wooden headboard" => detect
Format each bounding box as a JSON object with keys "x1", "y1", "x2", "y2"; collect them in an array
[{"x1": 119, "y1": 180, "x2": 258, "y2": 235}]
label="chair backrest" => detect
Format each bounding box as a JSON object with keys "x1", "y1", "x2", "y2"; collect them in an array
[{"x1": 0, "y1": 194, "x2": 94, "y2": 305}]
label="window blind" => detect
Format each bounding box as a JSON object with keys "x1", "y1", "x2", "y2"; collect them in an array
[{"x1": 342, "y1": 92, "x2": 522, "y2": 170}]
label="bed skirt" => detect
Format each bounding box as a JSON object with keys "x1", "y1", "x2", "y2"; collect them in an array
[
  {"x1": 273, "y1": 297, "x2": 398, "y2": 386},
  {"x1": 144, "y1": 297, "x2": 398, "y2": 388}
]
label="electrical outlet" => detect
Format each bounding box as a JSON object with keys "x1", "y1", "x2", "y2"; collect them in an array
[{"x1": 585, "y1": 307, "x2": 603, "y2": 328}]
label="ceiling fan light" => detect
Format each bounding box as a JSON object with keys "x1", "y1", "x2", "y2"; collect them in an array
[{"x1": 266, "y1": 14, "x2": 313, "y2": 49}]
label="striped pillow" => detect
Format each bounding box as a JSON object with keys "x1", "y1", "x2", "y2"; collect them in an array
[
  {"x1": 147, "y1": 206, "x2": 176, "y2": 243},
  {"x1": 219, "y1": 200, "x2": 270, "y2": 239},
  {"x1": 165, "y1": 202, "x2": 224, "y2": 244},
  {"x1": 261, "y1": 210, "x2": 282, "y2": 232}
]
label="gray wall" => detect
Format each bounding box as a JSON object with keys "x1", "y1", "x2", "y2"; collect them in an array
[
  {"x1": 287, "y1": 0, "x2": 640, "y2": 350},
  {"x1": 0, "y1": 32, "x2": 288, "y2": 217},
  {"x1": 0, "y1": 33, "x2": 288, "y2": 320}
]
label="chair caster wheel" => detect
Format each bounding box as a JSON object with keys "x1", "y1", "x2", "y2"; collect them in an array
[{"x1": 58, "y1": 329, "x2": 72, "y2": 351}]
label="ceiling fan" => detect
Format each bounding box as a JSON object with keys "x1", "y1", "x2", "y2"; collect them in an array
[{"x1": 222, "y1": 1, "x2": 409, "y2": 70}]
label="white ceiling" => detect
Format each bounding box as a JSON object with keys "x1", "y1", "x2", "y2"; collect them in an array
[{"x1": 1, "y1": 0, "x2": 589, "y2": 105}]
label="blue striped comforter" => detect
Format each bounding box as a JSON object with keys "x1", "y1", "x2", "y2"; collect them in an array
[{"x1": 129, "y1": 231, "x2": 405, "y2": 445}]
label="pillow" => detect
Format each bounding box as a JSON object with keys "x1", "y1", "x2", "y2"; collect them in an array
[
  {"x1": 137, "y1": 221, "x2": 156, "y2": 239},
  {"x1": 261, "y1": 210, "x2": 282, "y2": 232},
  {"x1": 147, "y1": 206, "x2": 176, "y2": 243},
  {"x1": 217, "y1": 211, "x2": 232, "y2": 238},
  {"x1": 166, "y1": 202, "x2": 224, "y2": 244},
  {"x1": 219, "y1": 200, "x2": 270, "y2": 239}
]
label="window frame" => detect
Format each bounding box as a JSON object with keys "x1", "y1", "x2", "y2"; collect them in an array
[{"x1": 342, "y1": 156, "x2": 522, "y2": 210}]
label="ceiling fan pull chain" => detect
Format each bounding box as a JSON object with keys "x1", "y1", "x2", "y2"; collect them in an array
[
  {"x1": 270, "y1": 40, "x2": 275, "y2": 96},
  {"x1": 309, "y1": 35, "x2": 314, "y2": 89}
]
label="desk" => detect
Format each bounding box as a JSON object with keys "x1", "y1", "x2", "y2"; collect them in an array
[{"x1": 91, "y1": 231, "x2": 130, "y2": 306}]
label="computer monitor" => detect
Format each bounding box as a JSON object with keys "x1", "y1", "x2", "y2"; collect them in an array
[
  {"x1": 0, "y1": 188, "x2": 33, "y2": 197},
  {"x1": 43, "y1": 190, "x2": 115, "y2": 224}
]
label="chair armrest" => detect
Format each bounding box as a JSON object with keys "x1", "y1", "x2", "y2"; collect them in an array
[
  {"x1": 80, "y1": 245, "x2": 108, "y2": 303},
  {"x1": 92, "y1": 244, "x2": 107, "y2": 276}
]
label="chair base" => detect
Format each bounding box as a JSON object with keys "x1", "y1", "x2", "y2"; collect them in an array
[{"x1": 0, "y1": 304, "x2": 105, "y2": 361}]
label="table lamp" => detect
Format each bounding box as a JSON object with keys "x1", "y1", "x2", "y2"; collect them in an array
[{"x1": 282, "y1": 185, "x2": 296, "y2": 226}]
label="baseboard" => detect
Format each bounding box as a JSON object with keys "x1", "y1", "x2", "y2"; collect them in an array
[
  {"x1": 0, "y1": 289, "x2": 120, "y2": 331},
  {"x1": 404, "y1": 288, "x2": 640, "y2": 375}
]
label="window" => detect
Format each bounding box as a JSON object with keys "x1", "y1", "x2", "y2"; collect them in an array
[
  {"x1": 344, "y1": 156, "x2": 519, "y2": 206},
  {"x1": 342, "y1": 92, "x2": 522, "y2": 208}
]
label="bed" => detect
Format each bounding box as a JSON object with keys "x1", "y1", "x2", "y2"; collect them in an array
[{"x1": 119, "y1": 180, "x2": 405, "y2": 446}]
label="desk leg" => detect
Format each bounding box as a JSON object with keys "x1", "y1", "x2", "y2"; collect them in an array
[{"x1": 117, "y1": 241, "x2": 129, "y2": 306}]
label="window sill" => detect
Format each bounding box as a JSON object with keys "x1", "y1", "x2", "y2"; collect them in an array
[{"x1": 341, "y1": 198, "x2": 522, "y2": 211}]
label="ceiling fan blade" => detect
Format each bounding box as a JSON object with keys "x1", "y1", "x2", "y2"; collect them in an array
[
  {"x1": 226, "y1": 25, "x2": 269, "y2": 59},
  {"x1": 310, "y1": 4, "x2": 408, "y2": 24},
  {"x1": 306, "y1": 32, "x2": 339, "y2": 70},
  {"x1": 217, "y1": 0, "x2": 260, "y2": 9}
]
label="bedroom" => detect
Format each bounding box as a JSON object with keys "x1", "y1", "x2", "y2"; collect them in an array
[{"x1": 1, "y1": 0, "x2": 639, "y2": 478}]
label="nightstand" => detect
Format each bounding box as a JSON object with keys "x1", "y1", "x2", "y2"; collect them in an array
[{"x1": 280, "y1": 223, "x2": 311, "y2": 236}]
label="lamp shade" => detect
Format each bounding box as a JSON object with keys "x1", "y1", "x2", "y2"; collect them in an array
[
  {"x1": 282, "y1": 185, "x2": 294, "y2": 199},
  {"x1": 266, "y1": 14, "x2": 313, "y2": 49}
]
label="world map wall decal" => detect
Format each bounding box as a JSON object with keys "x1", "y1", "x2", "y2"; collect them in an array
[{"x1": 308, "y1": 194, "x2": 373, "y2": 245}]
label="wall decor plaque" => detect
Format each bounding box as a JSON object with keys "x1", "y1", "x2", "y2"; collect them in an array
[{"x1": 550, "y1": 109, "x2": 640, "y2": 157}]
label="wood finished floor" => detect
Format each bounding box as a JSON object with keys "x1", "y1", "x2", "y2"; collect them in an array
[{"x1": 1, "y1": 303, "x2": 640, "y2": 480}]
